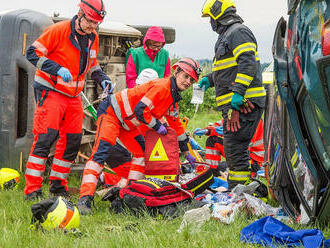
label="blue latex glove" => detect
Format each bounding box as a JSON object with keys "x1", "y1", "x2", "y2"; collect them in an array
[
  {"x1": 215, "y1": 126, "x2": 223, "y2": 136},
  {"x1": 231, "y1": 92, "x2": 244, "y2": 111},
  {"x1": 57, "y1": 67, "x2": 73, "y2": 83},
  {"x1": 193, "y1": 128, "x2": 208, "y2": 136},
  {"x1": 186, "y1": 153, "x2": 196, "y2": 168},
  {"x1": 101, "y1": 80, "x2": 114, "y2": 94},
  {"x1": 189, "y1": 137, "x2": 203, "y2": 150},
  {"x1": 198, "y1": 77, "x2": 211, "y2": 91},
  {"x1": 157, "y1": 124, "x2": 168, "y2": 135}
]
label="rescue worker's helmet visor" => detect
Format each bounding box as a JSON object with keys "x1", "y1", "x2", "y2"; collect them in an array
[{"x1": 201, "y1": 0, "x2": 236, "y2": 20}]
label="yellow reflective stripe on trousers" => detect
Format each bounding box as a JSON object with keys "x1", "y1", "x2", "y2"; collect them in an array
[
  {"x1": 290, "y1": 151, "x2": 298, "y2": 167},
  {"x1": 212, "y1": 57, "x2": 237, "y2": 71},
  {"x1": 235, "y1": 73, "x2": 253, "y2": 86},
  {"x1": 233, "y1": 42, "x2": 257, "y2": 59},
  {"x1": 228, "y1": 170, "x2": 251, "y2": 181},
  {"x1": 216, "y1": 87, "x2": 266, "y2": 107}
]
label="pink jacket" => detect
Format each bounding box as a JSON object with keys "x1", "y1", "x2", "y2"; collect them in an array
[{"x1": 126, "y1": 26, "x2": 171, "y2": 88}]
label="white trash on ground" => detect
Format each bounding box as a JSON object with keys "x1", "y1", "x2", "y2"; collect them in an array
[{"x1": 177, "y1": 204, "x2": 211, "y2": 233}]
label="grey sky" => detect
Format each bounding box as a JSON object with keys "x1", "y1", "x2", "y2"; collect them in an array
[{"x1": 1, "y1": 0, "x2": 288, "y2": 63}]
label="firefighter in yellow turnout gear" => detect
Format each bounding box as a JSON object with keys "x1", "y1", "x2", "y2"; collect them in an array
[{"x1": 200, "y1": 0, "x2": 266, "y2": 189}]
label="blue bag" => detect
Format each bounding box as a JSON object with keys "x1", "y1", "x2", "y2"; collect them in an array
[{"x1": 240, "y1": 216, "x2": 330, "y2": 248}]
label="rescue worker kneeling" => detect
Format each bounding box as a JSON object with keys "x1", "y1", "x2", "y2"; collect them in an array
[{"x1": 77, "y1": 57, "x2": 201, "y2": 214}]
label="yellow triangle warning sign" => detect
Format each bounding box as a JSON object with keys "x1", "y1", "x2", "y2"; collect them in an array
[{"x1": 149, "y1": 138, "x2": 169, "y2": 161}]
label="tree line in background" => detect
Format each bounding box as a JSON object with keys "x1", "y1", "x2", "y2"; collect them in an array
[{"x1": 171, "y1": 57, "x2": 270, "y2": 118}]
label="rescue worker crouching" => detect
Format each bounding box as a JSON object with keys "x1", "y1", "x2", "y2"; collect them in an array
[
  {"x1": 100, "y1": 26, "x2": 171, "y2": 188},
  {"x1": 77, "y1": 57, "x2": 201, "y2": 215},
  {"x1": 199, "y1": 0, "x2": 266, "y2": 189},
  {"x1": 24, "y1": 0, "x2": 113, "y2": 200}
]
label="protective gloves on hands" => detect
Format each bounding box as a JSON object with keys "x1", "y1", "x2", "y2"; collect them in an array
[
  {"x1": 193, "y1": 128, "x2": 208, "y2": 136},
  {"x1": 226, "y1": 109, "x2": 241, "y2": 132},
  {"x1": 215, "y1": 126, "x2": 223, "y2": 136},
  {"x1": 101, "y1": 80, "x2": 114, "y2": 94},
  {"x1": 57, "y1": 67, "x2": 73, "y2": 83},
  {"x1": 239, "y1": 99, "x2": 255, "y2": 114},
  {"x1": 231, "y1": 92, "x2": 244, "y2": 111},
  {"x1": 198, "y1": 77, "x2": 211, "y2": 91},
  {"x1": 157, "y1": 124, "x2": 168, "y2": 135},
  {"x1": 189, "y1": 137, "x2": 203, "y2": 150},
  {"x1": 186, "y1": 153, "x2": 196, "y2": 168}
]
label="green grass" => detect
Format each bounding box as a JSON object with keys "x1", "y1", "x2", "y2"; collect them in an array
[
  {"x1": 1, "y1": 111, "x2": 330, "y2": 248},
  {"x1": 0, "y1": 183, "x2": 264, "y2": 248},
  {"x1": 2, "y1": 181, "x2": 329, "y2": 248},
  {"x1": 185, "y1": 109, "x2": 221, "y2": 150}
]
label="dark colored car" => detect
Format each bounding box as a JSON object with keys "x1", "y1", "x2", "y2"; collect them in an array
[{"x1": 265, "y1": 0, "x2": 330, "y2": 224}]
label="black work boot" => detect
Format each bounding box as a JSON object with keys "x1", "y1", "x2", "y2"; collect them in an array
[
  {"x1": 77, "y1": 195, "x2": 94, "y2": 215},
  {"x1": 25, "y1": 190, "x2": 44, "y2": 201},
  {"x1": 49, "y1": 191, "x2": 71, "y2": 199}
]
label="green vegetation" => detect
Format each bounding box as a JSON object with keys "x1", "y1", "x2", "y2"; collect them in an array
[
  {"x1": 185, "y1": 109, "x2": 220, "y2": 149},
  {"x1": 1, "y1": 111, "x2": 329, "y2": 248},
  {"x1": 1, "y1": 171, "x2": 329, "y2": 247},
  {"x1": 0, "y1": 185, "x2": 303, "y2": 248}
]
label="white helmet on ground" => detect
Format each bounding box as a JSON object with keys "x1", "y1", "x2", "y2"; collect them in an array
[{"x1": 136, "y1": 69, "x2": 159, "y2": 85}]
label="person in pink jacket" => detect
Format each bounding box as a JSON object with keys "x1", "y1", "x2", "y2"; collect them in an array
[{"x1": 126, "y1": 26, "x2": 171, "y2": 88}]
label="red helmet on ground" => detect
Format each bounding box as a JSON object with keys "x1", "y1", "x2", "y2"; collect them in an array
[
  {"x1": 172, "y1": 57, "x2": 202, "y2": 82},
  {"x1": 78, "y1": 0, "x2": 106, "y2": 23}
]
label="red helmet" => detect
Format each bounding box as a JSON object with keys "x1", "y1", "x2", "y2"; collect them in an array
[
  {"x1": 172, "y1": 57, "x2": 202, "y2": 82},
  {"x1": 78, "y1": 0, "x2": 106, "y2": 23}
]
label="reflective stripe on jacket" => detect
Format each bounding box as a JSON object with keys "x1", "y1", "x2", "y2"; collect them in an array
[
  {"x1": 28, "y1": 17, "x2": 100, "y2": 97},
  {"x1": 108, "y1": 77, "x2": 186, "y2": 138},
  {"x1": 210, "y1": 23, "x2": 266, "y2": 110}
]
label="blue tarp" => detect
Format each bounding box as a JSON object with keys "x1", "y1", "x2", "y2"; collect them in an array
[{"x1": 240, "y1": 216, "x2": 330, "y2": 248}]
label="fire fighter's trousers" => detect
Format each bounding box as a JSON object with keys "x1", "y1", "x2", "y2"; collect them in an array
[
  {"x1": 223, "y1": 107, "x2": 263, "y2": 189},
  {"x1": 205, "y1": 136, "x2": 225, "y2": 168},
  {"x1": 24, "y1": 89, "x2": 84, "y2": 195},
  {"x1": 79, "y1": 107, "x2": 145, "y2": 198}
]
